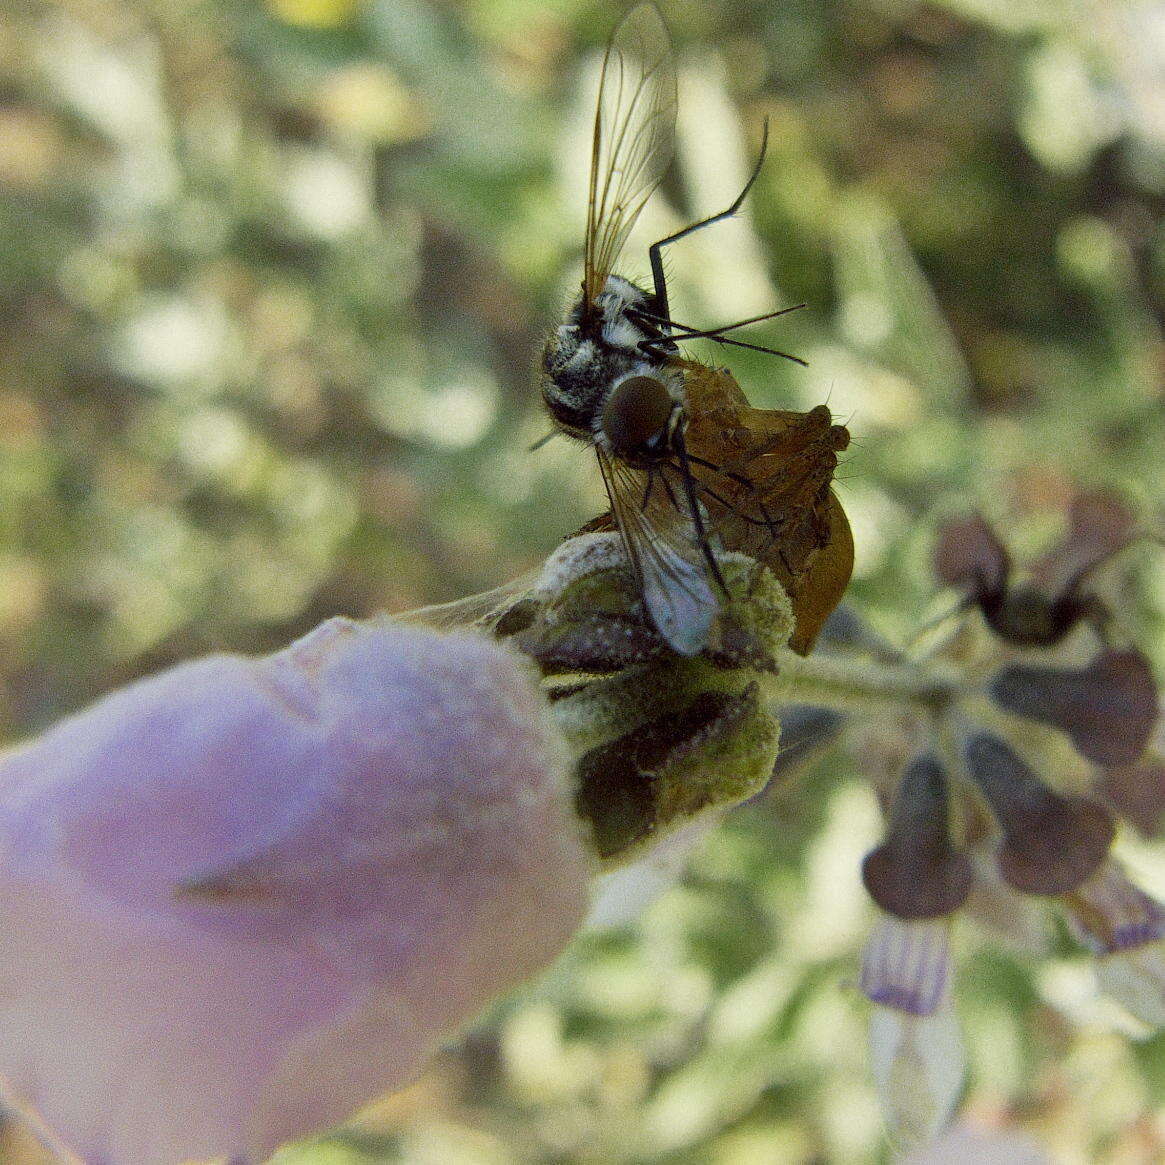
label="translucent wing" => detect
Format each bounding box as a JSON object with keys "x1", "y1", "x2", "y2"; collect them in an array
[
  {"x1": 583, "y1": 2, "x2": 678, "y2": 307},
  {"x1": 596, "y1": 445, "x2": 718, "y2": 655},
  {"x1": 399, "y1": 570, "x2": 540, "y2": 633}
]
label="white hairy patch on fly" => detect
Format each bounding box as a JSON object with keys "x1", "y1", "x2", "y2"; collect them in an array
[
  {"x1": 602, "y1": 315, "x2": 646, "y2": 350},
  {"x1": 561, "y1": 338, "x2": 597, "y2": 371},
  {"x1": 596, "y1": 276, "x2": 652, "y2": 354},
  {"x1": 604, "y1": 274, "x2": 646, "y2": 302}
]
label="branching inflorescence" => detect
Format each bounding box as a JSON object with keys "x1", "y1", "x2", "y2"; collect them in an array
[{"x1": 453, "y1": 469, "x2": 1163, "y2": 1149}]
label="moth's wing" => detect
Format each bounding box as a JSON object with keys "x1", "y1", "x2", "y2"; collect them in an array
[
  {"x1": 583, "y1": 2, "x2": 677, "y2": 306},
  {"x1": 596, "y1": 445, "x2": 717, "y2": 655}
]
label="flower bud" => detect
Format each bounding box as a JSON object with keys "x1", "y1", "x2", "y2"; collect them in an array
[
  {"x1": 989, "y1": 650, "x2": 1158, "y2": 768},
  {"x1": 862, "y1": 753, "x2": 973, "y2": 920},
  {"x1": 933, "y1": 514, "x2": 1010, "y2": 607},
  {"x1": 0, "y1": 618, "x2": 592, "y2": 1164},
  {"x1": 962, "y1": 733, "x2": 1114, "y2": 894}
]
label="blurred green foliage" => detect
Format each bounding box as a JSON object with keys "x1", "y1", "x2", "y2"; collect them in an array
[{"x1": 1, "y1": 0, "x2": 1163, "y2": 1161}]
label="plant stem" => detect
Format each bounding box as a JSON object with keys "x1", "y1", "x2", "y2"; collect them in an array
[{"x1": 783, "y1": 652, "x2": 960, "y2": 717}]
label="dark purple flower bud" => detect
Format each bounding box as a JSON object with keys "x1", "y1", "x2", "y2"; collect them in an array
[
  {"x1": 817, "y1": 603, "x2": 903, "y2": 662},
  {"x1": 989, "y1": 649, "x2": 1159, "y2": 767},
  {"x1": 1096, "y1": 757, "x2": 1165, "y2": 838},
  {"x1": 986, "y1": 583, "x2": 1094, "y2": 648},
  {"x1": 933, "y1": 515, "x2": 1010, "y2": 611},
  {"x1": 862, "y1": 753, "x2": 973, "y2": 919},
  {"x1": 1029, "y1": 489, "x2": 1138, "y2": 599},
  {"x1": 934, "y1": 493, "x2": 1140, "y2": 648},
  {"x1": 962, "y1": 733, "x2": 1115, "y2": 895},
  {"x1": 769, "y1": 704, "x2": 845, "y2": 782}
]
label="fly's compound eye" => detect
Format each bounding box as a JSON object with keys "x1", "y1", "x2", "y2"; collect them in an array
[{"x1": 601, "y1": 375, "x2": 675, "y2": 457}]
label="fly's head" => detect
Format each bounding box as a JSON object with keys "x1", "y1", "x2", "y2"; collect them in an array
[{"x1": 596, "y1": 370, "x2": 681, "y2": 465}]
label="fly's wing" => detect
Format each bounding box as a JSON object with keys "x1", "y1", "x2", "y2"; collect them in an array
[
  {"x1": 596, "y1": 445, "x2": 717, "y2": 655},
  {"x1": 583, "y1": 2, "x2": 678, "y2": 307},
  {"x1": 400, "y1": 570, "x2": 541, "y2": 633}
]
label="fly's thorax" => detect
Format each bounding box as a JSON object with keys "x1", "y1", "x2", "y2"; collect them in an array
[
  {"x1": 542, "y1": 275, "x2": 669, "y2": 439},
  {"x1": 541, "y1": 323, "x2": 634, "y2": 437},
  {"x1": 594, "y1": 275, "x2": 657, "y2": 346}
]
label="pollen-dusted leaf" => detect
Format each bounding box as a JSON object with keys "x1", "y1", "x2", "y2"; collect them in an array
[
  {"x1": 989, "y1": 649, "x2": 1159, "y2": 767},
  {"x1": 963, "y1": 733, "x2": 1115, "y2": 895},
  {"x1": 516, "y1": 613, "x2": 664, "y2": 675},
  {"x1": 703, "y1": 615, "x2": 779, "y2": 672},
  {"x1": 862, "y1": 753, "x2": 973, "y2": 919},
  {"x1": 680, "y1": 363, "x2": 852, "y2": 655},
  {"x1": 576, "y1": 686, "x2": 754, "y2": 858},
  {"x1": 492, "y1": 598, "x2": 540, "y2": 638},
  {"x1": 574, "y1": 681, "x2": 779, "y2": 860},
  {"x1": 933, "y1": 513, "x2": 1010, "y2": 604},
  {"x1": 1029, "y1": 488, "x2": 1138, "y2": 598},
  {"x1": 1096, "y1": 758, "x2": 1165, "y2": 838}
]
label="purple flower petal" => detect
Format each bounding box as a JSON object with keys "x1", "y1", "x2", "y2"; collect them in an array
[
  {"x1": 860, "y1": 916, "x2": 952, "y2": 1016},
  {"x1": 933, "y1": 514, "x2": 1010, "y2": 604},
  {"x1": 962, "y1": 733, "x2": 1115, "y2": 895},
  {"x1": 989, "y1": 649, "x2": 1159, "y2": 768},
  {"x1": 1062, "y1": 864, "x2": 1165, "y2": 1027},
  {"x1": 1028, "y1": 489, "x2": 1138, "y2": 598},
  {"x1": 0, "y1": 617, "x2": 592, "y2": 1164},
  {"x1": 768, "y1": 704, "x2": 845, "y2": 783},
  {"x1": 1096, "y1": 756, "x2": 1165, "y2": 838},
  {"x1": 1062, "y1": 861, "x2": 1165, "y2": 956},
  {"x1": 862, "y1": 753, "x2": 973, "y2": 920}
]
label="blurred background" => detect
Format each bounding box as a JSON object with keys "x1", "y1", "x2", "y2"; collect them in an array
[{"x1": 1, "y1": 0, "x2": 1163, "y2": 1161}]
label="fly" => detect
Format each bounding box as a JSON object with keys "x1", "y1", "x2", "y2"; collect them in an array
[{"x1": 541, "y1": 1, "x2": 806, "y2": 656}]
